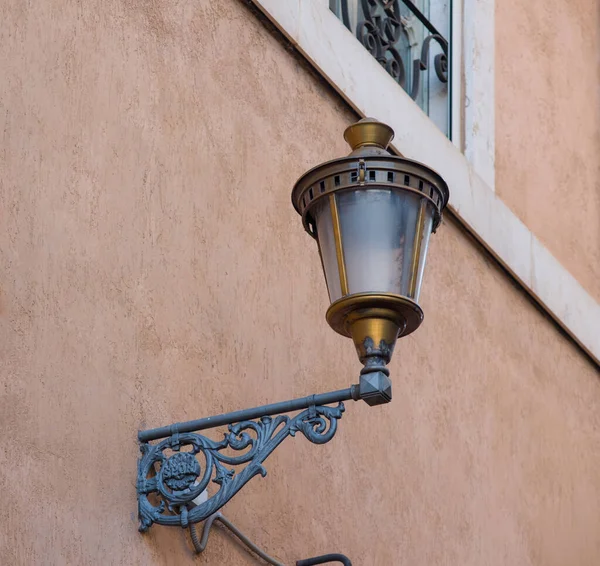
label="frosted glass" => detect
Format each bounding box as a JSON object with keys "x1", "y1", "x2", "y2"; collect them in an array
[
  {"x1": 336, "y1": 189, "x2": 433, "y2": 298},
  {"x1": 313, "y1": 198, "x2": 342, "y2": 302},
  {"x1": 412, "y1": 211, "x2": 434, "y2": 302}
]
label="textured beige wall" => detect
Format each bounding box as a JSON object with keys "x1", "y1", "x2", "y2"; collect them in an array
[
  {"x1": 496, "y1": 0, "x2": 600, "y2": 301},
  {"x1": 1, "y1": 1, "x2": 599, "y2": 565}
]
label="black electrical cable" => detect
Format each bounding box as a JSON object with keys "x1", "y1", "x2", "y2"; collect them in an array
[{"x1": 296, "y1": 554, "x2": 352, "y2": 566}]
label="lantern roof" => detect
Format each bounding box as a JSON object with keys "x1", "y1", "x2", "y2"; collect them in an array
[{"x1": 292, "y1": 118, "x2": 449, "y2": 237}]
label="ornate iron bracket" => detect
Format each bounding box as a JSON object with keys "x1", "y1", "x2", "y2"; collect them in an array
[{"x1": 137, "y1": 378, "x2": 390, "y2": 532}]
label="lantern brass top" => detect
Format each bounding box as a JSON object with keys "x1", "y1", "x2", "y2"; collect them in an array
[
  {"x1": 292, "y1": 118, "x2": 449, "y2": 237},
  {"x1": 343, "y1": 118, "x2": 394, "y2": 151}
]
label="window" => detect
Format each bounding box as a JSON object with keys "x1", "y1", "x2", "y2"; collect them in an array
[{"x1": 329, "y1": 0, "x2": 451, "y2": 137}]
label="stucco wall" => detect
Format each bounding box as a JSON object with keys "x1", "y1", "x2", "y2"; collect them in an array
[
  {"x1": 496, "y1": 0, "x2": 600, "y2": 302},
  {"x1": 1, "y1": 1, "x2": 599, "y2": 564}
]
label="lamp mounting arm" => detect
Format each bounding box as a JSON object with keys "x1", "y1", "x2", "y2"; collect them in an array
[{"x1": 137, "y1": 374, "x2": 391, "y2": 532}]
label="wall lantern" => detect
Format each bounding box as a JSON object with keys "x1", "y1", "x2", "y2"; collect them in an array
[
  {"x1": 292, "y1": 118, "x2": 448, "y2": 403},
  {"x1": 136, "y1": 119, "x2": 449, "y2": 551}
]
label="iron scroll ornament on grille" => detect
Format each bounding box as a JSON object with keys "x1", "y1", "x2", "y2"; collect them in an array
[
  {"x1": 338, "y1": 0, "x2": 448, "y2": 100},
  {"x1": 409, "y1": 33, "x2": 448, "y2": 99}
]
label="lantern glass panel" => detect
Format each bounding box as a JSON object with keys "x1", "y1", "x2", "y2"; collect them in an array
[
  {"x1": 313, "y1": 197, "x2": 342, "y2": 302},
  {"x1": 336, "y1": 189, "x2": 434, "y2": 299},
  {"x1": 412, "y1": 208, "x2": 434, "y2": 302}
]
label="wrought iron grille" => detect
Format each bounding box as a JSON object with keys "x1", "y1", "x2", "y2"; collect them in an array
[{"x1": 329, "y1": 0, "x2": 451, "y2": 137}]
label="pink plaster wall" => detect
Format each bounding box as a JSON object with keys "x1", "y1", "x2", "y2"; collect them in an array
[
  {"x1": 496, "y1": 0, "x2": 600, "y2": 301},
  {"x1": 1, "y1": 1, "x2": 599, "y2": 564}
]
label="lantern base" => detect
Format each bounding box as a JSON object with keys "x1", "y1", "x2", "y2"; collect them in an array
[{"x1": 326, "y1": 293, "x2": 424, "y2": 366}]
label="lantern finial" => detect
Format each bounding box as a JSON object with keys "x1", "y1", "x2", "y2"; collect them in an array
[{"x1": 343, "y1": 117, "x2": 394, "y2": 151}]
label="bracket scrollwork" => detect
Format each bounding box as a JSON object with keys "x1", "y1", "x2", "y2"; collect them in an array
[{"x1": 137, "y1": 403, "x2": 345, "y2": 531}]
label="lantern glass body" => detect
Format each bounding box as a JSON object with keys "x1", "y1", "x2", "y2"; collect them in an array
[{"x1": 314, "y1": 189, "x2": 435, "y2": 304}]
